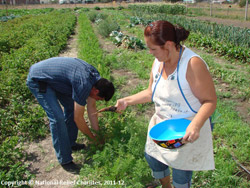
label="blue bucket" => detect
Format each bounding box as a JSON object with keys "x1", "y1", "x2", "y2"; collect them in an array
[{"x1": 149, "y1": 119, "x2": 191, "y2": 149}]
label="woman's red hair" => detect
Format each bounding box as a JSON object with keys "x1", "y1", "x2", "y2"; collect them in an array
[{"x1": 144, "y1": 20, "x2": 189, "y2": 49}]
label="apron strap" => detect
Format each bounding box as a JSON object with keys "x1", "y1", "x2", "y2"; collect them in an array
[
  {"x1": 151, "y1": 63, "x2": 164, "y2": 102},
  {"x1": 177, "y1": 46, "x2": 198, "y2": 114}
]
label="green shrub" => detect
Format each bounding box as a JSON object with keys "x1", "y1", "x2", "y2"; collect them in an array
[
  {"x1": 110, "y1": 31, "x2": 146, "y2": 50},
  {"x1": 87, "y1": 11, "x2": 108, "y2": 23},
  {"x1": 97, "y1": 19, "x2": 120, "y2": 38},
  {"x1": 128, "y1": 4, "x2": 187, "y2": 15},
  {"x1": 239, "y1": 0, "x2": 250, "y2": 7},
  {"x1": 87, "y1": 11, "x2": 98, "y2": 22},
  {"x1": 118, "y1": 6, "x2": 124, "y2": 10},
  {"x1": 94, "y1": 6, "x2": 101, "y2": 10},
  {"x1": 105, "y1": 7, "x2": 116, "y2": 10}
]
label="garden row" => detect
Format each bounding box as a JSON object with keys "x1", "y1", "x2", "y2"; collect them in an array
[
  {"x1": 0, "y1": 8, "x2": 54, "y2": 21},
  {"x1": 0, "y1": 9, "x2": 74, "y2": 54},
  {"x1": 128, "y1": 4, "x2": 187, "y2": 15},
  {"x1": 0, "y1": 9, "x2": 76, "y2": 184}
]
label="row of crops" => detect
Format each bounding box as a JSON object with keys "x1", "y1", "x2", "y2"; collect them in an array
[
  {"x1": 0, "y1": 9, "x2": 76, "y2": 182},
  {"x1": 0, "y1": 8, "x2": 54, "y2": 21},
  {"x1": 128, "y1": 4, "x2": 187, "y2": 15}
]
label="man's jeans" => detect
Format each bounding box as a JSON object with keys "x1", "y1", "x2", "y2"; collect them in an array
[{"x1": 26, "y1": 78, "x2": 78, "y2": 165}]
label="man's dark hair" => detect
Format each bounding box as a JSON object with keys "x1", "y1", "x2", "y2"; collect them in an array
[{"x1": 94, "y1": 78, "x2": 115, "y2": 101}]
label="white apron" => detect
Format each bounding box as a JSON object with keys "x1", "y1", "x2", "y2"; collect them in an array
[{"x1": 145, "y1": 47, "x2": 215, "y2": 171}]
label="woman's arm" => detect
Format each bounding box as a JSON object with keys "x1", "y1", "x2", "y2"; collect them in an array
[{"x1": 183, "y1": 56, "x2": 217, "y2": 143}]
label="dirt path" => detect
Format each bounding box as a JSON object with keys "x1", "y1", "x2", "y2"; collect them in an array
[
  {"x1": 23, "y1": 20, "x2": 81, "y2": 188},
  {"x1": 191, "y1": 16, "x2": 250, "y2": 29}
]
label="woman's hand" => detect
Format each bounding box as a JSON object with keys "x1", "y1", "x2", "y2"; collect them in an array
[
  {"x1": 115, "y1": 99, "x2": 128, "y2": 111},
  {"x1": 115, "y1": 88, "x2": 152, "y2": 112},
  {"x1": 182, "y1": 124, "x2": 201, "y2": 143}
]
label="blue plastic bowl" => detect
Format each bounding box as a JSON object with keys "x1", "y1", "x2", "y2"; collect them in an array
[{"x1": 149, "y1": 119, "x2": 191, "y2": 149}]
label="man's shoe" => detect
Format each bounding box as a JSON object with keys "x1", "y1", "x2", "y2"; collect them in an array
[
  {"x1": 71, "y1": 143, "x2": 86, "y2": 151},
  {"x1": 61, "y1": 162, "x2": 80, "y2": 174}
]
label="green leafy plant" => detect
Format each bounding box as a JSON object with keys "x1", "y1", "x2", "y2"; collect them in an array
[
  {"x1": 118, "y1": 6, "x2": 124, "y2": 10},
  {"x1": 239, "y1": 0, "x2": 250, "y2": 8},
  {"x1": 87, "y1": 11, "x2": 108, "y2": 23},
  {"x1": 94, "y1": 6, "x2": 101, "y2": 11},
  {"x1": 128, "y1": 4, "x2": 187, "y2": 15},
  {"x1": 0, "y1": 136, "x2": 34, "y2": 184},
  {"x1": 110, "y1": 31, "x2": 145, "y2": 50},
  {"x1": 97, "y1": 18, "x2": 120, "y2": 38}
]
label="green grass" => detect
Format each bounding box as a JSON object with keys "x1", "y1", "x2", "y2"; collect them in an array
[
  {"x1": 193, "y1": 99, "x2": 250, "y2": 187},
  {"x1": 200, "y1": 53, "x2": 250, "y2": 100},
  {"x1": 110, "y1": 48, "x2": 153, "y2": 79},
  {"x1": 213, "y1": 100, "x2": 250, "y2": 164}
]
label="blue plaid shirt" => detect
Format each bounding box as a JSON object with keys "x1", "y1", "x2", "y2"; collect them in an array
[{"x1": 28, "y1": 57, "x2": 101, "y2": 106}]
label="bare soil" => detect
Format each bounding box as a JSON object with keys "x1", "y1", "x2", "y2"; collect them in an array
[
  {"x1": 191, "y1": 16, "x2": 250, "y2": 29},
  {"x1": 24, "y1": 137, "x2": 81, "y2": 188}
]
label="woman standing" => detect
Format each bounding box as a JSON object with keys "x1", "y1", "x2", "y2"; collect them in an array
[{"x1": 115, "y1": 20, "x2": 217, "y2": 188}]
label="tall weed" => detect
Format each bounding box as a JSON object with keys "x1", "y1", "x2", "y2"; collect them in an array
[{"x1": 97, "y1": 19, "x2": 120, "y2": 38}]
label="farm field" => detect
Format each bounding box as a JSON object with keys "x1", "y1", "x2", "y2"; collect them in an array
[
  {"x1": 1, "y1": 1, "x2": 250, "y2": 22},
  {"x1": 0, "y1": 3, "x2": 250, "y2": 188}
]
